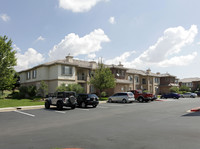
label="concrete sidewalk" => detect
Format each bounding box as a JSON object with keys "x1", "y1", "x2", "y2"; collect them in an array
[{"x1": 0, "y1": 101, "x2": 107, "y2": 112}]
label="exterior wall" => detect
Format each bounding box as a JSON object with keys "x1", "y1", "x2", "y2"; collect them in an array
[{"x1": 19, "y1": 59, "x2": 176, "y2": 96}]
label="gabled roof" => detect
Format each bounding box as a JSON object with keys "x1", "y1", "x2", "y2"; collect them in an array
[{"x1": 179, "y1": 77, "x2": 200, "y2": 83}]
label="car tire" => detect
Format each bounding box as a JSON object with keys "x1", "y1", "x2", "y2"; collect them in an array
[
  {"x1": 108, "y1": 98, "x2": 112, "y2": 103},
  {"x1": 92, "y1": 104, "x2": 97, "y2": 108},
  {"x1": 81, "y1": 102, "x2": 87, "y2": 108},
  {"x1": 57, "y1": 101, "x2": 63, "y2": 110},
  {"x1": 122, "y1": 99, "x2": 127, "y2": 103},
  {"x1": 45, "y1": 101, "x2": 50, "y2": 109},
  {"x1": 138, "y1": 97, "x2": 144, "y2": 103},
  {"x1": 71, "y1": 105, "x2": 76, "y2": 109}
]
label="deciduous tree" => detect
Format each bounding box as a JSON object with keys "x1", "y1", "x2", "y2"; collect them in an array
[
  {"x1": 90, "y1": 64, "x2": 116, "y2": 98},
  {"x1": 0, "y1": 36, "x2": 17, "y2": 95}
]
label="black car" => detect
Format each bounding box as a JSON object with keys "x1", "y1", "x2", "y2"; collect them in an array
[{"x1": 77, "y1": 94, "x2": 99, "y2": 108}]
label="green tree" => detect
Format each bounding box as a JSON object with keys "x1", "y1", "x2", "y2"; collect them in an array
[
  {"x1": 179, "y1": 85, "x2": 190, "y2": 92},
  {"x1": 56, "y1": 83, "x2": 84, "y2": 94},
  {"x1": 56, "y1": 83, "x2": 67, "y2": 92},
  {"x1": 66, "y1": 84, "x2": 84, "y2": 94},
  {"x1": 38, "y1": 81, "x2": 48, "y2": 97},
  {"x1": 0, "y1": 36, "x2": 17, "y2": 95},
  {"x1": 90, "y1": 64, "x2": 116, "y2": 98},
  {"x1": 169, "y1": 87, "x2": 179, "y2": 93}
]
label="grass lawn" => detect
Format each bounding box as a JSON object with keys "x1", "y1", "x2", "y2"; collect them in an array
[
  {"x1": 0, "y1": 99, "x2": 44, "y2": 108},
  {"x1": 100, "y1": 97, "x2": 108, "y2": 101}
]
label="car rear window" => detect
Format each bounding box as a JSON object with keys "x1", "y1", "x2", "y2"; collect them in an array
[
  {"x1": 128, "y1": 92, "x2": 134, "y2": 97},
  {"x1": 88, "y1": 94, "x2": 98, "y2": 98}
]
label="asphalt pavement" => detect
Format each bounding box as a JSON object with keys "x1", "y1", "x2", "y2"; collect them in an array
[{"x1": 0, "y1": 98, "x2": 200, "y2": 149}]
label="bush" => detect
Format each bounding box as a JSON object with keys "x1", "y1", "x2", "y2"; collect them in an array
[
  {"x1": 56, "y1": 83, "x2": 85, "y2": 94},
  {"x1": 101, "y1": 91, "x2": 107, "y2": 97},
  {"x1": 66, "y1": 84, "x2": 85, "y2": 94},
  {"x1": 170, "y1": 87, "x2": 179, "y2": 93},
  {"x1": 18, "y1": 85, "x2": 37, "y2": 99}
]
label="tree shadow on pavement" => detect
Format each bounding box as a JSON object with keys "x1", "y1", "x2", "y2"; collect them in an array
[{"x1": 182, "y1": 112, "x2": 200, "y2": 117}]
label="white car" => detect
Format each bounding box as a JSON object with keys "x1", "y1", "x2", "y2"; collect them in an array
[
  {"x1": 108, "y1": 92, "x2": 135, "y2": 103},
  {"x1": 181, "y1": 92, "x2": 197, "y2": 98}
]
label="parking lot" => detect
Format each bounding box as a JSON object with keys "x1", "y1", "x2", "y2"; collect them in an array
[{"x1": 1, "y1": 98, "x2": 200, "y2": 149}]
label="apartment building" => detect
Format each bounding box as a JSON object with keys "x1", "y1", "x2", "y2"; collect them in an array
[
  {"x1": 19, "y1": 56, "x2": 177, "y2": 96},
  {"x1": 179, "y1": 78, "x2": 200, "y2": 91},
  {"x1": 159, "y1": 73, "x2": 179, "y2": 94}
]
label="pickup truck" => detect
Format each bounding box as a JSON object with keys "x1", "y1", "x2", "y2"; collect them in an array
[
  {"x1": 129, "y1": 90, "x2": 154, "y2": 102},
  {"x1": 45, "y1": 91, "x2": 77, "y2": 110}
]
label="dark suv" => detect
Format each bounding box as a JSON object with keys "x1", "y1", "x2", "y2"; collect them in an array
[
  {"x1": 45, "y1": 91, "x2": 77, "y2": 110},
  {"x1": 77, "y1": 94, "x2": 99, "y2": 108}
]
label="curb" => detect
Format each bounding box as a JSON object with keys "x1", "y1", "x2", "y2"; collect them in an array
[
  {"x1": 0, "y1": 101, "x2": 107, "y2": 113},
  {"x1": 189, "y1": 107, "x2": 200, "y2": 112}
]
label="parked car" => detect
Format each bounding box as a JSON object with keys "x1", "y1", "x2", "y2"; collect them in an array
[
  {"x1": 181, "y1": 92, "x2": 197, "y2": 98},
  {"x1": 45, "y1": 91, "x2": 77, "y2": 110},
  {"x1": 108, "y1": 92, "x2": 135, "y2": 103},
  {"x1": 77, "y1": 93, "x2": 99, "y2": 108},
  {"x1": 161, "y1": 93, "x2": 180, "y2": 99},
  {"x1": 129, "y1": 90, "x2": 154, "y2": 102}
]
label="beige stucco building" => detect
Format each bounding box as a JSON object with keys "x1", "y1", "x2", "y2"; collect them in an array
[{"x1": 19, "y1": 56, "x2": 178, "y2": 96}]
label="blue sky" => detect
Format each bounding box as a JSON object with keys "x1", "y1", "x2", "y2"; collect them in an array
[{"x1": 1, "y1": 0, "x2": 200, "y2": 79}]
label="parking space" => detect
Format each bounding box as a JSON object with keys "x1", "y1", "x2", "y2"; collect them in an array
[{"x1": 1, "y1": 98, "x2": 200, "y2": 149}]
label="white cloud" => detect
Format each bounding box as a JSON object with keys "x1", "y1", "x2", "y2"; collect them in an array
[
  {"x1": 105, "y1": 25, "x2": 198, "y2": 68},
  {"x1": 0, "y1": 14, "x2": 10, "y2": 22},
  {"x1": 88, "y1": 53, "x2": 96, "y2": 59},
  {"x1": 109, "y1": 17, "x2": 116, "y2": 24},
  {"x1": 59, "y1": 0, "x2": 108, "y2": 12},
  {"x1": 36, "y1": 36, "x2": 45, "y2": 41},
  {"x1": 158, "y1": 52, "x2": 197, "y2": 67},
  {"x1": 15, "y1": 47, "x2": 45, "y2": 71},
  {"x1": 105, "y1": 51, "x2": 136, "y2": 66},
  {"x1": 131, "y1": 25, "x2": 198, "y2": 67},
  {"x1": 48, "y1": 28, "x2": 110, "y2": 61}
]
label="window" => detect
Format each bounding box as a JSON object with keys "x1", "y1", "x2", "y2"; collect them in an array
[
  {"x1": 26, "y1": 71, "x2": 31, "y2": 80},
  {"x1": 57, "y1": 92, "x2": 64, "y2": 98},
  {"x1": 61, "y1": 65, "x2": 73, "y2": 76},
  {"x1": 82, "y1": 73, "x2": 85, "y2": 80},
  {"x1": 135, "y1": 76, "x2": 139, "y2": 83},
  {"x1": 155, "y1": 78, "x2": 159, "y2": 83},
  {"x1": 121, "y1": 70, "x2": 125, "y2": 76},
  {"x1": 128, "y1": 75, "x2": 133, "y2": 81},
  {"x1": 32, "y1": 69, "x2": 37, "y2": 79},
  {"x1": 142, "y1": 78, "x2": 146, "y2": 84}
]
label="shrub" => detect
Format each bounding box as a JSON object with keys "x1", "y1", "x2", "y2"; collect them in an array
[
  {"x1": 101, "y1": 91, "x2": 107, "y2": 97},
  {"x1": 170, "y1": 87, "x2": 179, "y2": 93},
  {"x1": 66, "y1": 84, "x2": 84, "y2": 94}
]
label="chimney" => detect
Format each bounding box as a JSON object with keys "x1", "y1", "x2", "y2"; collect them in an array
[
  {"x1": 65, "y1": 55, "x2": 73, "y2": 63},
  {"x1": 90, "y1": 61, "x2": 97, "y2": 69},
  {"x1": 146, "y1": 68, "x2": 151, "y2": 74},
  {"x1": 118, "y1": 61, "x2": 123, "y2": 67}
]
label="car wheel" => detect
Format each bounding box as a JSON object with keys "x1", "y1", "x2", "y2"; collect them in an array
[
  {"x1": 81, "y1": 102, "x2": 87, "y2": 108},
  {"x1": 138, "y1": 97, "x2": 144, "y2": 103},
  {"x1": 45, "y1": 101, "x2": 50, "y2": 109},
  {"x1": 92, "y1": 104, "x2": 97, "y2": 108},
  {"x1": 57, "y1": 101, "x2": 63, "y2": 110},
  {"x1": 108, "y1": 98, "x2": 112, "y2": 103},
  {"x1": 122, "y1": 99, "x2": 127, "y2": 103},
  {"x1": 71, "y1": 105, "x2": 76, "y2": 109}
]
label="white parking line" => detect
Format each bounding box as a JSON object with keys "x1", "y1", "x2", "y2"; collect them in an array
[
  {"x1": 55, "y1": 111, "x2": 66, "y2": 114},
  {"x1": 77, "y1": 108, "x2": 90, "y2": 111},
  {"x1": 14, "y1": 110, "x2": 35, "y2": 117},
  {"x1": 104, "y1": 104, "x2": 124, "y2": 107},
  {"x1": 98, "y1": 106, "x2": 109, "y2": 109}
]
